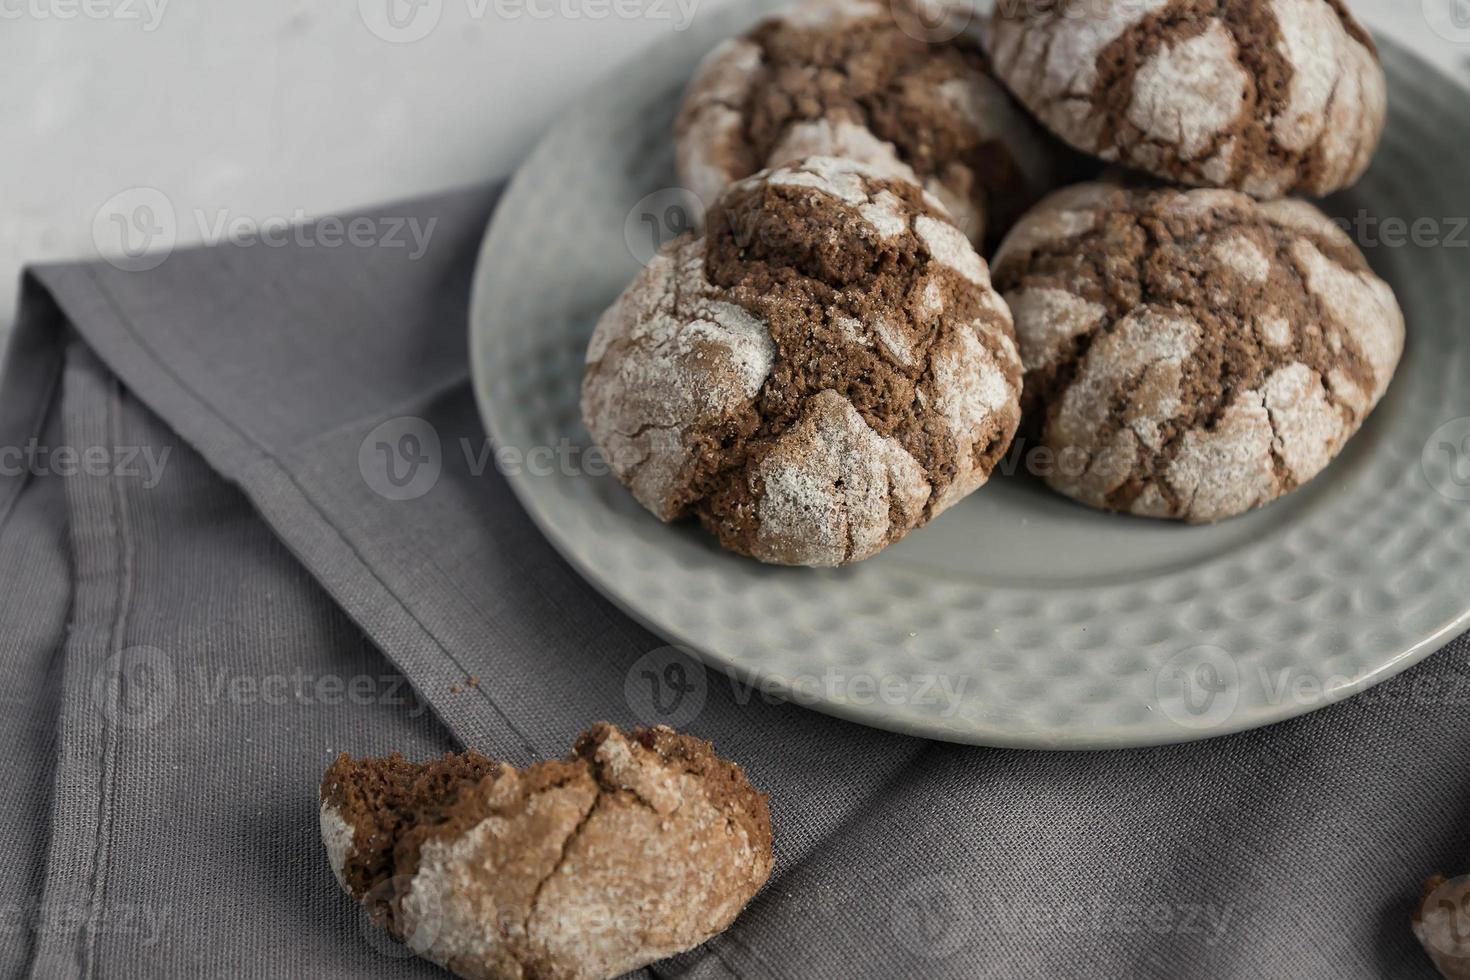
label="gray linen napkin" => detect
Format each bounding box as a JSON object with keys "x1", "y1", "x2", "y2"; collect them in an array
[{"x1": 1, "y1": 185, "x2": 1465, "y2": 980}]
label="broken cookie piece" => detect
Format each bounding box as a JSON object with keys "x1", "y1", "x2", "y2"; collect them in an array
[
  {"x1": 1415, "y1": 875, "x2": 1470, "y2": 980},
  {"x1": 992, "y1": 179, "x2": 1404, "y2": 523},
  {"x1": 320, "y1": 724, "x2": 773, "y2": 980}
]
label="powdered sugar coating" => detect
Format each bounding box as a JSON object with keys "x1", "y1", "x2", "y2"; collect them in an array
[
  {"x1": 1165, "y1": 389, "x2": 1278, "y2": 521},
  {"x1": 1127, "y1": 21, "x2": 1250, "y2": 162},
  {"x1": 527, "y1": 729, "x2": 768, "y2": 974},
  {"x1": 319, "y1": 802, "x2": 355, "y2": 892},
  {"x1": 584, "y1": 157, "x2": 1023, "y2": 564},
  {"x1": 674, "y1": 38, "x2": 763, "y2": 212},
  {"x1": 1263, "y1": 361, "x2": 1346, "y2": 483},
  {"x1": 1212, "y1": 234, "x2": 1272, "y2": 284},
  {"x1": 859, "y1": 189, "x2": 913, "y2": 240},
  {"x1": 994, "y1": 181, "x2": 1404, "y2": 523},
  {"x1": 754, "y1": 391, "x2": 930, "y2": 566},
  {"x1": 770, "y1": 120, "x2": 923, "y2": 193},
  {"x1": 399, "y1": 775, "x2": 593, "y2": 973},
  {"x1": 988, "y1": 0, "x2": 1387, "y2": 197},
  {"x1": 992, "y1": 183, "x2": 1108, "y2": 268},
  {"x1": 929, "y1": 318, "x2": 1022, "y2": 513},
  {"x1": 1291, "y1": 238, "x2": 1404, "y2": 402},
  {"x1": 1066, "y1": 312, "x2": 1197, "y2": 451},
  {"x1": 582, "y1": 238, "x2": 777, "y2": 521},
  {"x1": 916, "y1": 215, "x2": 989, "y2": 286},
  {"x1": 1004, "y1": 287, "x2": 1106, "y2": 372},
  {"x1": 764, "y1": 155, "x2": 874, "y2": 206}
]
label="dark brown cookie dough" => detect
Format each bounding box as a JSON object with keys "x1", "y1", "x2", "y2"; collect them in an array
[
  {"x1": 675, "y1": 0, "x2": 1072, "y2": 247},
  {"x1": 582, "y1": 157, "x2": 1024, "y2": 566},
  {"x1": 987, "y1": 0, "x2": 1386, "y2": 198},
  {"x1": 320, "y1": 724, "x2": 773, "y2": 980},
  {"x1": 992, "y1": 180, "x2": 1404, "y2": 523}
]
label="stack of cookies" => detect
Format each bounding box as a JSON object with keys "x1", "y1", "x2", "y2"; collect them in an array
[{"x1": 581, "y1": 0, "x2": 1405, "y2": 565}]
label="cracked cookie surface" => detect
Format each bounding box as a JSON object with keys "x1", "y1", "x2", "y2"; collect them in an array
[
  {"x1": 582, "y1": 156, "x2": 1024, "y2": 566},
  {"x1": 675, "y1": 0, "x2": 1070, "y2": 246},
  {"x1": 320, "y1": 724, "x2": 772, "y2": 980},
  {"x1": 992, "y1": 180, "x2": 1404, "y2": 523},
  {"x1": 987, "y1": 0, "x2": 1386, "y2": 198}
]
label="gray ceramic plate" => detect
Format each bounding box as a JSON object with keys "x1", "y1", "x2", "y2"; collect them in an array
[{"x1": 470, "y1": 4, "x2": 1470, "y2": 749}]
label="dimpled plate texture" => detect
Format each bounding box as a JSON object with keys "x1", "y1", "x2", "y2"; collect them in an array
[{"x1": 471, "y1": 4, "x2": 1470, "y2": 749}]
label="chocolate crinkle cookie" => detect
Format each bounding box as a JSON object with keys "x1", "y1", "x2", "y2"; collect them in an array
[
  {"x1": 992, "y1": 180, "x2": 1404, "y2": 523},
  {"x1": 675, "y1": 0, "x2": 1071, "y2": 247},
  {"x1": 581, "y1": 156, "x2": 1023, "y2": 566},
  {"x1": 987, "y1": 0, "x2": 1386, "y2": 198},
  {"x1": 320, "y1": 724, "x2": 773, "y2": 980},
  {"x1": 1414, "y1": 875, "x2": 1470, "y2": 980}
]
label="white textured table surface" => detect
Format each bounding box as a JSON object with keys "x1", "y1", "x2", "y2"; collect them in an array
[{"x1": 2, "y1": 0, "x2": 1466, "y2": 338}]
